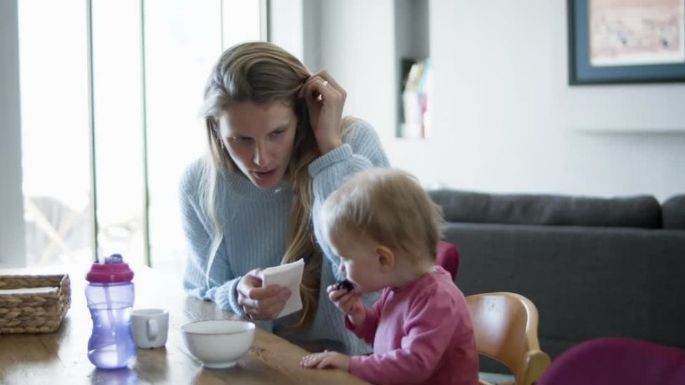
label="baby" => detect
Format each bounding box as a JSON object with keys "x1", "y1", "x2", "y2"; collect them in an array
[{"x1": 301, "y1": 168, "x2": 479, "y2": 385}]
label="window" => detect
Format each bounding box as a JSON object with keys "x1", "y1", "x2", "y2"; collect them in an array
[
  {"x1": 20, "y1": 0, "x2": 91, "y2": 266},
  {"x1": 19, "y1": 0, "x2": 264, "y2": 272}
]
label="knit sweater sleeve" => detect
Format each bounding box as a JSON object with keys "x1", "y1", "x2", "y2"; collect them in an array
[
  {"x1": 309, "y1": 119, "x2": 390, "y2": 274},
  {"x1": 178, "y1": 160, "x2": 247, "y2": 318}
]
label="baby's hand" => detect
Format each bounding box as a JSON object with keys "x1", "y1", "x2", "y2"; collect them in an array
[
  {"x1": 335, "y1": 279, "x2": 354, "y2": 292},
  {"x1": 300, "y1": 350, "x2": 350, "y2": 371},
  {"x1": 327, "y1": 283, "x2": 366, "y2": 325}
]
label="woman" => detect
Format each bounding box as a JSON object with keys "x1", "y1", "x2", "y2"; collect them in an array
[{"x1": 180, "y1": 41, "x2": 389, "y2": 354}]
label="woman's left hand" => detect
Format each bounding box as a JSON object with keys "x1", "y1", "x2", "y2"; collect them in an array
[
  {"x1": 299, "y1": 71, "x2": 346, "y2": 155},
  {"x1": 300, "y1": 350, "x2": 350, "y2": 371}
]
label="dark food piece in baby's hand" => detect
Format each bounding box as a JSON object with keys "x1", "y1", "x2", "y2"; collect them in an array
[{"x1": 335, "y1": 279, "x2": 354, "y2": 292}]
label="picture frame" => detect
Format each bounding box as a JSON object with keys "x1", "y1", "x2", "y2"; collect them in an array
[{"x1": 568, "y1": 0, "x2": 685, "y2": 85}]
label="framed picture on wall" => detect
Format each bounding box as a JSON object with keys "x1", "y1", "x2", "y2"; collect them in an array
[{"x1": 568, "y1": 0, "x2": 685, "y2": 84}]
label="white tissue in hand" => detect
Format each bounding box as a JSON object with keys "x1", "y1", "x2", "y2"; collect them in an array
[{"x1": 259, "y1": 259, "x2": 304, "y2": 318}]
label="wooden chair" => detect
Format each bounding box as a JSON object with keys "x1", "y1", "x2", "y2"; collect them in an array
[{"x1": 466, "y1": 292, "x2": 551, "y2": 385}]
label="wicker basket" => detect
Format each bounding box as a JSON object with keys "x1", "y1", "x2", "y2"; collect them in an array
[{"x1": 0, "y1": 274, "x2": 71, "y2": 334}]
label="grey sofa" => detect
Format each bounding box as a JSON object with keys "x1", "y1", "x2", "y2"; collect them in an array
[{"x1": 428, "y1": 190, "x2": 685, "y2": 366}]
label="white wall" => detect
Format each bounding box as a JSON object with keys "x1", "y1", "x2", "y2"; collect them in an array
[
  {"x1": 0, "y1": 0, "x2": 27, "y2": 267},
  {"x1": 318, "y1": 0, "x2": 397, "y2": 140},
  {"x1": 269, "y1": 0, "x2": 322, "y2": 70},
  {"x1": 269, "y1": 0, "x2": 304, "y2": 60},
  {"x1": 316, "y1": 0, "x2": 685, "y2": 201}
]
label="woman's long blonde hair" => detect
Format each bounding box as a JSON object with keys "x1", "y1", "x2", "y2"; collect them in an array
[{"x1": 201, "y1": 41, "x2": 321, "y2": 328}]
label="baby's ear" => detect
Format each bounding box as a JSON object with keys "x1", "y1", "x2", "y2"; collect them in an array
[{"x1": 375, "y1": 245, "x2": 396, "y2": 272}]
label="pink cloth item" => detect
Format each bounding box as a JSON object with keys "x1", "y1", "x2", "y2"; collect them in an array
[
  {"x1": 436, "y1": 240, "x2": 459, "y2": 281},
  {"x1": 346, "y1": 266, "x2": 479, "y2": 385},
  {"x1": 537, "y1": 337, "x2": 685, "y2": 385}
]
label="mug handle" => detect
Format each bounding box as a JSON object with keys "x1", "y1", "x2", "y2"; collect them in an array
[{"x1": 147, "y1": 319, "x2": 159, "y2": 340}]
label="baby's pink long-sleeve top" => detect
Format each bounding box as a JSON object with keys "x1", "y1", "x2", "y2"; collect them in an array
[{"x1": 345, "y1": 266, "x2": 479, "y2": 385}]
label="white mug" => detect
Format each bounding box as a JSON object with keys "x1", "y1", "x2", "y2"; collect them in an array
[{"x1": 131, "y1": 308, "x2": 169, "y2": 349}]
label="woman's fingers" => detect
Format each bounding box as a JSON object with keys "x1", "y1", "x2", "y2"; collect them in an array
[
  {"x1": 236, "y1": 271, "x2": 262, "y2": 301},
  {"x1": 259, "y1": 288, "x2": 290, "y2": 317},
  {"x1": 301, "y1": 71, "x2": 346, "y2": 107},
  {"x1": 299, "y1": 71, "x2": 343, "y2": 98},
  {"x1": 240, "y1": 286, "x2": 287, "y2": 305},
  {"x1": 239, "y1": 286, "x2": 291, "y2": 319},
  {"x1": 237, "y1": 270, "x2": 291, "y2": 320},
  {"x1": 301, "y1": 76, "x2": 343, "y2": 108},
  {"x1": 299, "y1": 71, "x2": 345, "y2": 154},
  {"x1": 317, "y1": 70, "x2": 343, "y2": 91}
]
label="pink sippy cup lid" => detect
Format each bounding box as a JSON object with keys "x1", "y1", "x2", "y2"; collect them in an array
[{"x1": 86, "y1": 254, "x2": 134, "y2": 283}]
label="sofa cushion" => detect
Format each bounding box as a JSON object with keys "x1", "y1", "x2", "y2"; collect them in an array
[
  {"x1": 662, "y1": 195, "x2": 685, "y2": 229},
  {"x1": 428, "y1": 190, "x2": 661, "y2": 229},
  {"x1": 442, "y1": 222, "x2": 685, "y2": 360}
]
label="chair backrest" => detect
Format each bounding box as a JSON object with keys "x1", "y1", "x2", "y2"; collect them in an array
[
  {"x1": 436, "y1": 240, "x2": 459, "y2": 281},
  {"x1": 466, "y1": 292, "x2": 550, "y2": 385},
  {"x1": 536, "y1": 337, "x2": 685, "y2": 385}
]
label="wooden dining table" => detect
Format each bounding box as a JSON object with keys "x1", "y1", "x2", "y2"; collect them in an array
[{"x1": 0, "y1": 264, "x2": 370, "y2": 385}]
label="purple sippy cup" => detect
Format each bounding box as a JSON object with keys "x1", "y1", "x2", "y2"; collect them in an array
[{"x1": 85, "y1": 254, "x2": 136, "y2": 369}]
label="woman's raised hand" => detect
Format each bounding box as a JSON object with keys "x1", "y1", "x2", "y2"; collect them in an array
[
  {"x1": 299, "y1": 70, "x2": 346, "y2": 155},
  {"x1": 237, "y1": 268, "x2": 291, "y2": 320}
]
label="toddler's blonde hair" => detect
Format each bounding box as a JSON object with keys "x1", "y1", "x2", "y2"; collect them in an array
[{"x1": 321, "y1": 168, "x2": 444, "y2": 262}]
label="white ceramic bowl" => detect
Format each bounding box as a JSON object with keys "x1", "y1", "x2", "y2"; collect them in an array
[{"x1": 181, "y1": 320, "x2": 256, "y2": 368}]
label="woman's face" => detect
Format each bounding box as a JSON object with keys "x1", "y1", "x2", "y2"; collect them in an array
[{"x1": 219, "y1": 101, "x2": 297, "y2": 189}]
